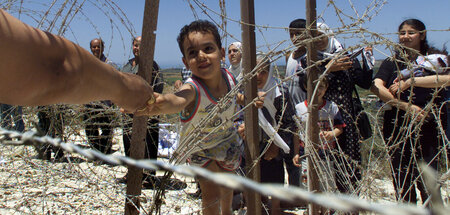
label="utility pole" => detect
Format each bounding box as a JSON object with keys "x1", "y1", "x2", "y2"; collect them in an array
[
  {"x1": 124, "y1": 0, "x2": 160, "y2": 214},
  {"x1": 240, "y1": 0, "x2": 261, "y2": 214}
]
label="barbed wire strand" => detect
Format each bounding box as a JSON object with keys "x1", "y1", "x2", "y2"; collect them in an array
[{"x1": 1, "y1": 128, "x2": 447, "y2": 215}]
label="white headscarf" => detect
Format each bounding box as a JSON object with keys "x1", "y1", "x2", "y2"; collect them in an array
[
  {"x1": 228, "y1": 42, "x2": 243, "y2": 80},
  {"x1": 317, "y1": 22, "x2": 344, "y2": 55},
  {"x1": 257, "y1": 54, "x2": 281, "y2": 123}
]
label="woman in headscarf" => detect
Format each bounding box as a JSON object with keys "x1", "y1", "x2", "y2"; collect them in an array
[
  {"x1": 228, "y1": 42, "x2": 243, "y2": 80},
  {"x1": 238, "y1": 54, "x2": 298, "y2": 214},
  {"x1": 310, "y1": 22, "x2": 373, "y2": 195}
]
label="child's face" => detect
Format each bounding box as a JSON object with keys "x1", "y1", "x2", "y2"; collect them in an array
[
  {"x1": 256, "y1": 61, "x2": 269, "y2": 89},
  {"x1": 181, "y1": 31, "x2": 225, "y2": 80},
  {"x1": 289, "y1": 29, "x2": 306, "y2": 48},
  {"x1": 316, "y1": 81, "x2": 328, "y2": 98}
]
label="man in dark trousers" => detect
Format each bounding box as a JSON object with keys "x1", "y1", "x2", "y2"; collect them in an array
[
  {"x1": 84, "y1": 38, "x2": 115, "y2": 154},
  {"x1": 120, "y1": 36, "x2": 164, "y2": 188}
]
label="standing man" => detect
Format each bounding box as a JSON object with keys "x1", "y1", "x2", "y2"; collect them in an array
[
  {"x1": 84, "y1": 38, "x2": 115, "y2": 154},
  {"x1": 120, "y1": 36, "x2": 164, "y2": 188}
]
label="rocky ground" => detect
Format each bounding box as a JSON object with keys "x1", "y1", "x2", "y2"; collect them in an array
[{"x1": 0, "y1": 131, "x2": 448, "y2": 214}]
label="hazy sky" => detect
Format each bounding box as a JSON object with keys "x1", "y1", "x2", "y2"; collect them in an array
[{"x1": 5, "y1": 0, "x2": 450, "y2": 68}]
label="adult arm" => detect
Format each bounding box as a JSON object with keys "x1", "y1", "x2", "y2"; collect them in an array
[
  {"x1": 371, "y1": 78, "x2": 424, "y2": 119},
  {"x1": 390, "y1": 75, "x2": 450, "y2": 94},
  {"x1": 0, "y1": 9, "x2": 152, "y2": 112}
]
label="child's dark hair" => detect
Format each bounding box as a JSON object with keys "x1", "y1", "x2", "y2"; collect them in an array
[
  {"x1": 289, "y1": 18, "x2": 306, "y2": 30},
  {"x1": 177, "y1": 20, "x2": 222, "y2": 56}
]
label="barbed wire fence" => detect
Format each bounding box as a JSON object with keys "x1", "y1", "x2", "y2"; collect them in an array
[
  {"x1": 1, "y1": 128, "x2": 448, "y2": 215},
  {"x1": 0, "y1": 0, "x2": 449, "y2": 214}
]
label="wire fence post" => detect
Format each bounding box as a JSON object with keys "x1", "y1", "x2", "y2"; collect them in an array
[
  {"x1": 240, "y1": 0, "x2": 261, "y2": 214},
  {"x1": 124, "y1": 0, "x2": 160, "y2": 214},
  {"x1": 305, "y1": 0, "x2": 321, "y2": 214}
]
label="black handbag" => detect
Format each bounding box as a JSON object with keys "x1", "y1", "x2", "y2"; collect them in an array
[{"x1": 352, "y1": 87, "x2": 372, "y2": 140}]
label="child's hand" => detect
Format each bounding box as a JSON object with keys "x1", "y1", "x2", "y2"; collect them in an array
[
  {"x1": 319, "y1": 131, "x2": 335, "y2": 142},
  {"x1": 263, "y1": 143, "x2": 279, "y2": 161},
  {"x1": 174, "y1": 80, "x2": 183, "y2": 91},
  {"x1": 292, "y1": 154, "x2": 302, "y2": 167},
  {"x1": 123, "y1": 92, "x2": 160, "y2": 116},
  {"x1": 114, "y1": 73, "x2": 154, "y2": 113}
]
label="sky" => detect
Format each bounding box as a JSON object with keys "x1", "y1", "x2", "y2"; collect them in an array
[{"x1": 4, "y1": 0, "x2": 450, "y2": 68}]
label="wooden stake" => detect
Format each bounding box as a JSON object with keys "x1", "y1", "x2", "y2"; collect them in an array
[
  {"x1": 124, "y1": 1, "x2": 160, "y2": 214},
  {"x1": 240, "y1": 0, "x2": 261, "y2": 214},
  {"x1": 305, "y1": 0, "x2": 321, "y2": 214}
]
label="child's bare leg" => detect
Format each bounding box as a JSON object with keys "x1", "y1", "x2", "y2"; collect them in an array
[
  {"x1": 200, "y1": 161, "x2": 234, "y2": 215},
  {"x1": 199, "y1": 177, "x2": 220, "y2": 215},
  {"x1": 219, "y1": 184, "x2": 233, "y2": 215}
]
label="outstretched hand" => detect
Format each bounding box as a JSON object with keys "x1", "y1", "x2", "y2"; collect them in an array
[
  {"x1": 126, "y1": 92, "x2": 161, "y2": 116},
  {"x1": 114, "y1": 73, "x2": 155, "y2": 113}
]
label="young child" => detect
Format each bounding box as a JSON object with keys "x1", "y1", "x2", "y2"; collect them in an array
[
  {"x1": 398, "y1": 54, "x2": 448, "y2": 79},
  {"x1": 141, "y1": 20, "x2": 242, "y2": 215},
  {"x1": 292, "y1": 76, "x2": 346, "y2": 191}
]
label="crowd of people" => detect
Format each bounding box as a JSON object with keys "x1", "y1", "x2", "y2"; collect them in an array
[{"x1": 1, "y1": 7, "x2": 449, "y2": 215}]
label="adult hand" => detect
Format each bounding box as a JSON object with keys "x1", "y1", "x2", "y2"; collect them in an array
[
  {"x1": 255, "y1": 91, "x2": 265, "y2": 108},
  {"x1": 115, "y1": 73, "x2": 154, "y2": 113},
  {"x1": 326, "y1": 56, "x2": 353, "y2": 72},
  {"x1": 389, "y1": 78, "x2": 409, "y2": 95},
  {"x1": 292, "y1": 154, "x2": 302, "y2": 167},
  {"x1": 132, "y1": 92, "x2": 161, "y2": 116},
  {"x1": 408, "y1": 104, "x2": 425, "y2": 122}
]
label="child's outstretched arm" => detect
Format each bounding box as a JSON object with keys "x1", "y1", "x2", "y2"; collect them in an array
[{"x1": 135, "y1": 83, "x2": 196, "y2": 116}]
